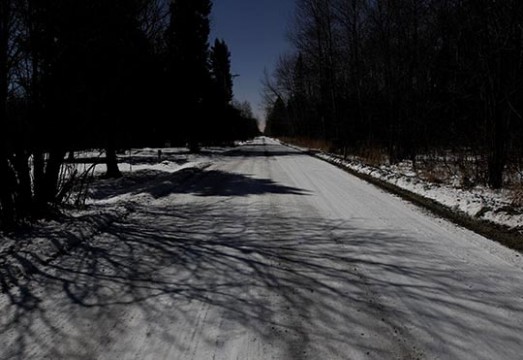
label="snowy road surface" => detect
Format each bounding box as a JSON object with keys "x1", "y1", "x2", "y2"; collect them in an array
[{"x1": 1, "y1": 138, "x2": 523, "y2": 359}]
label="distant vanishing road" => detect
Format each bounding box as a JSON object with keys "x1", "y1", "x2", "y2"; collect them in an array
[{"x1": 1, "y1": 138, "x2": 523, "y2": 360}]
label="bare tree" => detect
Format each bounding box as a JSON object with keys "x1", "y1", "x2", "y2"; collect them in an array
[{"x1": 0, "y1": 0, "x2": 15, "y2": 226}]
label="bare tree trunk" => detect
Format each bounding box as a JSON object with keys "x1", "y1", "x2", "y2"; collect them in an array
[
  {"x1": 481, "y1": 1, "x2": 522, "y2": 189},
  {"x1": 0, "y1": 0, "x2": 15, "y2": 227},
  {"x1": 487, "y1": 128, "x2": 506, "y2": 189},
  {"x1": 43, "y1": 151, "x2": 66, "y2": 204},
  {"x1": 0, "y1": 155, "x2": 15, "y2": 227},
  {"x1": 12, "y1": 150, "x2": 33, "y2": 218},
  {"x1": 105, "y1": 146, "x2": 122, "y2": 178},
  {"x1": 32, "y1": 151, "x2": 65, "y2": 214},
  {"x1": 486, "y1": 90, "x2": 507, "y2": 189},
  {"x1": 33, "y1": 151, "x2": 45, "y2": 209}
]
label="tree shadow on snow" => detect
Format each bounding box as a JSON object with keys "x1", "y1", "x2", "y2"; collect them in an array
[
  {"x1": 1, "y1": 201, "x2": 523, "y2": 359},
  {"x1": 90, "y1": 168, "x2": 310, "y2": 200},
  {"x1": 223, "y1": 148, "x2": 307, "y2": 158}
]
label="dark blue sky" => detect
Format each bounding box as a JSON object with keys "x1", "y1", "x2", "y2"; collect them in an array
[{"x1": 210, "y1": 0, "x2": 294, "y2": 120}]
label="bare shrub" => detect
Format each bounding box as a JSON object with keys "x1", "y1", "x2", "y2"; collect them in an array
[
  {"x1": 58, "y1": 163, "x2": 97, "y2": 208},
  {"x1": 509, "y1": 184, "x2": 523, "y2": 208}
]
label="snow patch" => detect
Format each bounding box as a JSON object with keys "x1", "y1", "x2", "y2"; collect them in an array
[{"x1": 315, "y1": 152, "x2": 523, "y2": 230}]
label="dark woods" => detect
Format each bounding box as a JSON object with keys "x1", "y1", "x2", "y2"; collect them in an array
[
  {"x1": 264, "y1": 0, "x2": 523, "y2": 190},
  {"x1": 0, "y1": 0, "x2": 259, "y2": 228}
]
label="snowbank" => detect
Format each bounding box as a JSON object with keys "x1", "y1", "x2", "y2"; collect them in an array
[{"x1": 316, "y1": 152, "x2": 523, "y2": 231}]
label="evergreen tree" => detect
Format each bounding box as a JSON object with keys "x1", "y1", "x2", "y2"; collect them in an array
[
  {"x1": 265, "y1": 97, "x2": 289, "y2": 137},
  {"x1": 167, "y1": 0, "x2": 213, "y2": 152},
  {"x1": 210, "y1": 39, "x2": 233, "y2": 105},
  {"x1": 0, "y1": 0, "x2": 176, "y2": 227}
]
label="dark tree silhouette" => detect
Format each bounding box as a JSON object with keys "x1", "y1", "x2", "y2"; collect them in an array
[
  {"x1": 265, "y1": 0, "x2": 523, "y2": 188},
  {"x1": 265, "y1": 97, "x2": 289, "y2": 138},
  {"x1": 0, "y1": 0, "x2": 14, "y2": 227},
  {"x1": 166, "y1": 0, "x2": 213, "y2": 152},
  {"x1": 0, "y1": 0, "x2": 263, "y2": 230},
  {"x1": 0, "y1": 0, "x2": 162, "y2": 223},
  {"x1": 211, "y1": 39, "x2": 233, "y2": 105}
]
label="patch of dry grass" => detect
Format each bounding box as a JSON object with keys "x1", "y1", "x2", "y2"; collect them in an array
[
  {"x1": 360, "y1": 147, "x2": 388, "y2": 166},
  {"x1": 509, "y1": 184, "x2": 523, "y2": 208},
  {"x1": 418, "y1": 167, "x2": 447, "y2": 184},
  {"x1": 280, "y1": 137, "x2": 332, "y2": 152}
]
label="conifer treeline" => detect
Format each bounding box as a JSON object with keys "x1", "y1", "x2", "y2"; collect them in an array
[
  {"x1": 265, "y1": 0, "x2": 523, "y2": 189},
  {"x1": 0, "y1": 0, "x2": 259, "y2": 227}
]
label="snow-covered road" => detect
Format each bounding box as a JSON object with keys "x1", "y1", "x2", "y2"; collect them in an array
[{"x1": 1, "y1": 138, "x2": 523, "y2": 359}]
